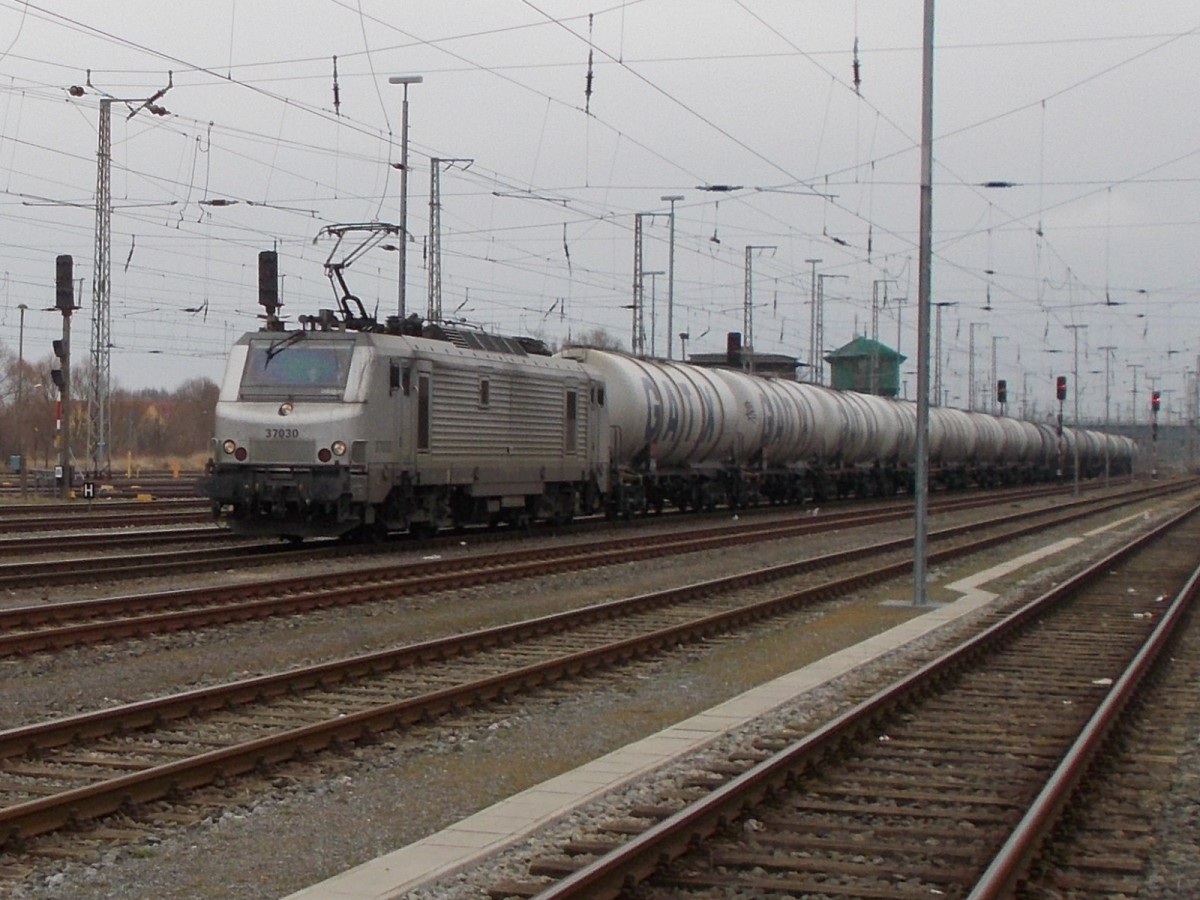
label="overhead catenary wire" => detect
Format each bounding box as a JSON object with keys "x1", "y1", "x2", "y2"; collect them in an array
[{"x1": 0, "y1": 3, "x2": 1195, "y2": 400}]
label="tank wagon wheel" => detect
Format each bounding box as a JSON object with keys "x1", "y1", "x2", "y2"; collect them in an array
[{"x1": 409, "y1": 522, "x2": 439, "y2": 540}]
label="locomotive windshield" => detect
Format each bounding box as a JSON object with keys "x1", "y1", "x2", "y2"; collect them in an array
[{"x1": 238, "y1": 335, "x2": 355, "y2": 399}]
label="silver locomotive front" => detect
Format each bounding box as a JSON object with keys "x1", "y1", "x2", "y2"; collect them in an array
[{"x1": 200, "y1": 329, "x2": 373, "y2": 539}]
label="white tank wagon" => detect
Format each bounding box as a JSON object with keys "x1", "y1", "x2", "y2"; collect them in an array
[
  {"x1": 928, "y1": 407, "x2": 977, "y2": 488},
  {"x1": 1031, "y1": 422, "x2": 1063, "y2": 476},
  {"x1": 766, "y1": 381, "x2": 847, "y2": 464},
  {"x1": 558, "y1": 348, "x2": 781, "y2": 512}
]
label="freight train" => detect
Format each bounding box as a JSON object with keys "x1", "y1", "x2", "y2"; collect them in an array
[{"x1": 198, "y1": 247, "x2": 1136, "y2": 541}]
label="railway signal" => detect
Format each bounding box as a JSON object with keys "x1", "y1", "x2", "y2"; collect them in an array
[
  {"x1": 50, "y1": 339, "x2": 66, "y2": 392},
  {"x1": 53, "y1": 254, "x2": 75, "y2": 499},
  {"x1": 1151, "y1": 389, "x2": 1161, "y2": 479},
  {"x1": 55, "y1": 253, "x2": 74, "y2": 313},
  {"x1": 1056, "y1": 375, "x2": 1067, "y2": 401},
  {"x1": 996, "y1": 379, "x2": 1007, "y2": 405}
]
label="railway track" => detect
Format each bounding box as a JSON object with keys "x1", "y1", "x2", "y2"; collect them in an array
[
  {"x1": 485, "y1": 502, "x2": 1200, "y2": 898},
  {"x1": 0, "y1": 536, "x2": 328, "y2": 592},
  {"x1": 0, "y1": 499, "x2": 210, "y2": 534},
  {"x1": 0, "y1": 483, "x2": 1177, "y2": 656},
  {"x1": 0, "y1": 483, "x2": 1071, "y2": 578},
  {"x1": 0, "y1": 526, "x2": 245, "y2": 559},
  {"x1": 0, "y1": 483, "x2": 1185, "y2": 867},
  {"x1": 0, "y1": 474, "x2": 203, "y2": 501}
]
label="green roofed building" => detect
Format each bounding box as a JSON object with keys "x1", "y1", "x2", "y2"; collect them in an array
[{"x1": 825, "y1": 336, "x2": 906, "y2": 397}]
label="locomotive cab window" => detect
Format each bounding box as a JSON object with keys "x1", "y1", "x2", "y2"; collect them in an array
[
  {"x1": 388, "y1": 363, "x2": 412, "y2": 397},
  {"x1": 239, "y1": 336, "x2": 355, "y2": 400}
]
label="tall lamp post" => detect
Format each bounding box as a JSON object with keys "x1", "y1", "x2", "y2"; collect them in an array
[
  {"x1": 1065, "y1": 323, "x2": 1087, "y2": 496},
  {"x1": 1099, "y1": 345, "x2": 1116, "y2": 487},
  {"x1": 644, "y1": 270, "x2": 664, "y2": 357},
  {"x1": 660, "y1": 194, "x2": 684, "y2": 359},
  {"x1": 804, "y1": 258, "x2": 822, "y2": 381},
  {"x1": 17, "y1": 303, "x2": 27, "y2": 497},
  {"x1": 388, "y1": 75, "x2": 424, "y2": 320}
]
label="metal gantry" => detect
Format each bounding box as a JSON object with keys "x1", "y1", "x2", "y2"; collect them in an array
[
  {"x1": 88, "y1": 99, "x2": 113, "y2": 478},
  {"x1": 427, "y1": 157, "x2": 471, "y2": 323},
  {"x1": 1065, "y1": 323, "x2": 1088, "y2": 495},
  {"x1": 632, "y1": 213, "x2": 646, "y2": 355},
  {"x1": 743, "y1": 244, "x2": 776, "y2": 365},
  {"x1": 805, "y1": 258, "x2": 822, "y2": 381},
  {"x1": 661, "y1": 194, "x2": 684, "y2": 359},
  {"x1": 86, "y1": 81, "x2": 171, "y2": 477}
]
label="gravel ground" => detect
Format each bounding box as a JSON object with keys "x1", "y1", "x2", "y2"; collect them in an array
[{"x1": 4, "y1": 490, "x2": 1199, "y2": 899}]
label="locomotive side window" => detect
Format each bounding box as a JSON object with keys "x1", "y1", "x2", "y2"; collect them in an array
[
  {"x1": 565, "y1": 389, "x2": 578, "y2": 454},
  {"x1": 479, "y1": 377, "x2": 490, "y2": 408},
  {"x1": 402, "y1": 367, "x2": 412, "y2": 396},
  {"x1": 240, "y1": 337, "x2": 354, "y2": 400},
  {"x1": 417, "y1": 373, "x2": 431, "y2": 451},
  {"x1": 389, "y1": 361, "x2": 401, "y2": 395}
]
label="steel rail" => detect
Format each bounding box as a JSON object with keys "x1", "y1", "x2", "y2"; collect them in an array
[
  {"x1": 0, "y1": 490, "x2": 967, "y2": 589},
  {"x1": 0, "y1": 526, "x2": 238, "y2": 556},
  {"x1": 0, "y1": 509, "x2": 210, "y2": 533},
  {"x1": 531, "y1": 501, "x2": 1200, "y2": 900},
  {"x1": 968, "y1": 531, "x2": 1200, "y2": 898},
  {"x1": 0, "y1": 493, "x2": 1186, "y2": 848},
  {"x1": 0, "y1": 484, "x2": 1175, "y2": 656},
  {"x1": 0, "y1": 482, "x2": 1141, "y2": 585}
]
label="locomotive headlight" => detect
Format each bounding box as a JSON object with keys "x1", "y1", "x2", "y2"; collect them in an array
[
  {"x1": 331, "y1": 440, "x2": 348, "y2": 457},
  {"x1": 222, "y1": 439, "x2": 237, "y2": 455}
]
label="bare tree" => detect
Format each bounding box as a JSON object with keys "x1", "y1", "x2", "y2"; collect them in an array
[{"x1": 563, "y1": 327, "x2": 625, "y2": 352}]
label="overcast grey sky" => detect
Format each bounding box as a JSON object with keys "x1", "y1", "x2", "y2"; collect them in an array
[{"x1": 1, "y1": 1, "x2": 1197, "y2": 423}]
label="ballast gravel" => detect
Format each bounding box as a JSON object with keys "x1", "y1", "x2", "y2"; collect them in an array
[{"x1": 3, "y1": 493, "x2": 1199, "y2": 899}]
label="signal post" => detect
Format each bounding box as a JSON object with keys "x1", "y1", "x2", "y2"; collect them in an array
[
  {"x1": 1151, "y1": 389, "x2": 1161, "y2": 479},
  {"x1": 52, "y1": 255, "x2": 77, "y2": 499},
  {"x1": 1055, "y1": 375, "x2": 1067, "y2": 480}
]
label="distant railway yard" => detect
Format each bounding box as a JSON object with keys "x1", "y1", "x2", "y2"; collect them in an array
[{"x1": 1, "y1": 479, "x2": 1199, "y2": 899}]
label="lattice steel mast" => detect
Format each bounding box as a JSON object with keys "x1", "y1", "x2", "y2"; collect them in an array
[{"x1": 84, "y1": 77, "x2": 171, "y2": 476}]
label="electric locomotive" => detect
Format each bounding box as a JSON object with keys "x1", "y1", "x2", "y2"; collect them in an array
[{"x1": 200, "y1": 232, "x2": 609, "y2": 540}]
